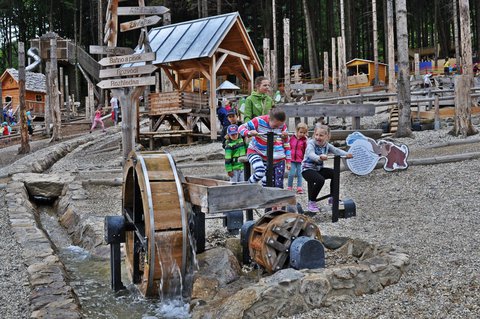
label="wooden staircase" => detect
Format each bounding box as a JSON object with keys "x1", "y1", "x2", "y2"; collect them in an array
[{"x1": 389, "y1": 105, "x2": 399, "y2": 133}]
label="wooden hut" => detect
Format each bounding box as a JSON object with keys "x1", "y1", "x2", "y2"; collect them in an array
[
  {"x1": 125, "y1": 12, "x2": 262, "y2": 143},
  {"x1": 346, "y1": 59, "x2": 387, "y2": 89},
  {"x1": 0, "y1": 68, "x2": 46, "y2": 116}
]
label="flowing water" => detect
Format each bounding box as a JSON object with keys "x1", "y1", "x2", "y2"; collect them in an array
[{"x1": 38, "y1": 206, "x2": 191, "y2": 319}]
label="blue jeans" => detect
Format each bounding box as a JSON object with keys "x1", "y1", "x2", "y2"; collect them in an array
[{"x1": 287, "y1": 162, "x2": 303, "y2": 188}]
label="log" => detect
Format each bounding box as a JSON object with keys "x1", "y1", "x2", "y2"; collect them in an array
[
  {"x1": 427, "y1": 137, "x2": 480, "y2": 149},
  {"x1": 82, "y1": 178, "x2": 123, "y2": 186},
  {"x1": 330, "y1": 129, "x2": 383, "y2": 141}
]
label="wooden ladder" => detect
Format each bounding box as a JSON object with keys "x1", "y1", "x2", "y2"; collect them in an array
[{"x1": 389, "y1": 105, "x2": 399, "y2": 133}]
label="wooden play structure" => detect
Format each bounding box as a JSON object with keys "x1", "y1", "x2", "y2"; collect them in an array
[
  {"x1": 125, "y1": 12, "x2": 262, "y2": 146},
  {"x1": 346, "y1": 58, "x2": 387, "y2": 89},
  {"x1": 0, "y1": 68, "x2": 46, "y2": 117}
]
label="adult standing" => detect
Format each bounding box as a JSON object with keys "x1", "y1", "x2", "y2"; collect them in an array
[
  {"x1": 243, "y1": 76, "x2": 274, "y2": 122},
  {"x1": 110, "y1": 92, "x2": 119, "y2": 126}
]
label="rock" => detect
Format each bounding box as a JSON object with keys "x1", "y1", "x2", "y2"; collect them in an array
[
  {"x1": 299, "y1": 273, "x2": 331, "y2": 307},
  {"x1": 224, "y1": 238, "x2": 242, "y2": 264},
  {"x1": 192, "y1": 276, "x2": 220, "y2": 301},
  {"x1": 196, "y1": 247, "x2": 241, "y2": 287},
  {"x1": 351, "y1": 238, "x2": 372, "y2": 258},
  {"x1": 12, "y1": 173, "x2": 74, "y2": 198},
  {"x1": 321, "y1": 235, "x2": 350, "y2": 250}
]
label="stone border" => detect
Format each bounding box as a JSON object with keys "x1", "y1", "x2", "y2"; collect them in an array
[
  {"x1": 6, "y1": 181, "x2": 81, "y2": 319},
  {"x1": 192, "y1": 238, "x2": 409, "y2": 319}
]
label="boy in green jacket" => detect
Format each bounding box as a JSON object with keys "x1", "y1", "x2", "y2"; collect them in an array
[
  {"x1": 243, "y1": 76, "x2": 274, "y2": 122},
  {"x1": 225, "y1": 124, "x2": 247, "y2": 182}
]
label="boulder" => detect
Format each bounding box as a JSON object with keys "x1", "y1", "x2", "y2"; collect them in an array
[
  {"x1": 12, "y1": 173, "x2": 74, "y2": 198},
  {"x1": 195, "y1": 247, "x2": 241, "y2": 287}
]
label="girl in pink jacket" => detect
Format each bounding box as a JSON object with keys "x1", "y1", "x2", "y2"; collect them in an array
[{"x1": 287, "y1": 123, "x2": 308, "y2": 193}]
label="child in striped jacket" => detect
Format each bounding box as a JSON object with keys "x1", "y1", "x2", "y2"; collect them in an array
[
  {"x1": 225, "y1": 124, "x2": 247, "y2": 182},
  {"x1": 238, "y1": 108, "x2": 291, "y2": 188}
]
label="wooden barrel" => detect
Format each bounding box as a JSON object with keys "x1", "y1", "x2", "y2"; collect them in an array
[
  {"x1": 249, "y1": 211, "x2": 321, "y2": 273},
  {"x1": 122, "y1": 151, "x2": 191, "y2": 298}
]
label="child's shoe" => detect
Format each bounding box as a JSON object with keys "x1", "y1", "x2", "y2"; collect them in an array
[
  {"x1": 296, "y1": 187, "x2": 304, "y2": 194},
  {"x1": 287, "y1": 186, "x2": 293, "y2": 191},
  {"x1": 307, "y1": 201, "x2": 319, "y2": 213}
]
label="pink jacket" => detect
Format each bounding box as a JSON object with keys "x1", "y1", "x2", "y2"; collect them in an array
[{"x1": 289, "y1": 135, "x2": 307, "y2": 163}]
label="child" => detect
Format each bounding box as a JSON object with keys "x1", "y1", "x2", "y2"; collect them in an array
[
  {"x1": 301, "y1": 124, "x2": 353, "y2": 213},
  {"x1": 287, "y1": 122, "x2": 308, "y2": 194},
  {"x1": 221, "y1": 109, "x2": 243, "y2": 148},
  {"x1": 26, "y1": 108, "x2": 36, "y2": 136},
  {"x1": 238, "y1": 108, "x2": 290, "y2": 188},
  {"x1": 90, "y1": 106, "x2": 106, "y2": 133},
  {"x1": 2, "y1": 122, "x2": 10, "y2": 136},
  {"x1": 225, "y1": 124, "x2": 247, "y2": 183}
]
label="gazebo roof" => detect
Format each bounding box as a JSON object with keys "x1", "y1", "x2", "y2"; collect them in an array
[
  {"x1": 125, "y1": 12, "x2": 262, "y2": 74},
  {"x1": 217, "y1": 80, "x2": 240, "y2": 91},
  {"x1": 0, "y1": 68, "x2": 46, "y2": 93}
]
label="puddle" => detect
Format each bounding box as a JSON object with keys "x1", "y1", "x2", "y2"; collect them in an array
[{"x1": 38, "y1": 206, "x2": 190, "y2": 319}]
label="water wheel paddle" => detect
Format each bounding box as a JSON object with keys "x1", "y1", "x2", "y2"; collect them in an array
[{"x1": 122, "y1": 151, "x2": 192, "y2": 298}]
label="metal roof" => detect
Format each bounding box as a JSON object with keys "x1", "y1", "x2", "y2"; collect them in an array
[
  {"x1": 1, "y1": 68, "x2": 46, "y2": 93},
  {"x1": 217, "y1": 80, "x2": 240, "y2": 91},
  {"x1": 126, "y1": 12, "x2": 260, "y2": 67}
]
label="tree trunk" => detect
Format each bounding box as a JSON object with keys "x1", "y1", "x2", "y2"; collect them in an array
[
  {"x1": 217, "y1": 0, "x2": 221, "y2": 15},
  {"x1": 303, "y1": 0, "x2": 318, "y2": 79},
  {"x1": 395, "y1": 0, "x2": 411, "y2": 137},
  {"x1": 337, "y1": 37, "x2": 347, "y2": 96},
  {"x1": 452, "y1": 0, "x2": 477, "y2": 137},
  {"x1": 332, "y1": 38, "x2": 337, "y2": 92},
  {"x1": 272, "y1": 0, "x2": 278, "y2": 91},
  {"x1": 202, "y1": 0, "x2": 208, "y2": 17},
  {"x1": 283, "y1": 18, "x2": 291, "y2": 102},
  {"x1": 18, "y1": 42, "x2": 30, "y2": 154},
  {"x1": 372, "y1": 0, "x2": 379, "y2": 85},
  {"x1": 453, "y1": 0, "x2": 461, "y2": 69},
  {"x1": 387, "y1": 0, "x2": 395, "y2": 94},
  {"x1": 324, "y1": 51, "x2": 329, "y2": 92},
  {"x1": 263, "y1": 38, "x2": 271, "y2": 81},
  {"x1": 49, "y1": 38, "x2": 62, "y2": 142},
  {"x1": 476, "y1": 0, "x2": 480, "y2": 57},
  {"x1": 345, "y1": 0, "x2": 352, "y2": 60}
]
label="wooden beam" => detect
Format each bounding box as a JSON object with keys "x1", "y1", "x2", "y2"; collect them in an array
[
  {"x1": 160, "y1": 65, "x2": 180, "y2": 90},
  {"x1": 239, "y1": 58, "x2": 250, "y2": 82},
  {"x1": 180, "y1": 71, "x2": 197, "y2": 91},
  {"x1": 249, "y1": 62, "x2": 254, "y2": 92},
  {"x1": 209, "y1": 55, "x2": 217, "y2": 140},
  {"x1": 214, "y1": 53, "x2": 228, "y2": 73},
  {"x1": 277, "y1": 103, "x2": 376, "y2": 117},
  {"x1": 193, "y1": 61, "x2": 211, "y2": 81},
  {"x1": 217, "y1": 47, "x2": 250, "y2": 61}
]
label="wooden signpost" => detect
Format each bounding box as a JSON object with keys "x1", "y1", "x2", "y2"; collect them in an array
[
  {"x1": 97, "y1": 76, "x2": 156, "y2": 89},
  {"x1": 99, "y1": 64, "x2": 157, "y2": 78},
  {"x1": 98, "y1": 52, "x2": 155, "y2": 66},
  {"x1": 89, "y1": 45, "x2": 134, "y2": 56},
  {"x1": 117, "y1": 6, "x2": 169, "y2": 16},
  {"x1": 120, "y1": 15, "x2": 161, "y2": 32}
]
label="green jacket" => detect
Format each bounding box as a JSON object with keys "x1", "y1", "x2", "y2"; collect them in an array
[
  {"x1": 225, "y1": 138, "x2": 246, "y2": 172},
  {"x1": 243, "y1": 91, "x2": 273, "y2": 122}
]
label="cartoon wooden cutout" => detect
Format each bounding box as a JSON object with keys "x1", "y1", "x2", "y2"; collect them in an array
[{"x1": 346, "y1": 132, "x2": 409, "y2": 175}]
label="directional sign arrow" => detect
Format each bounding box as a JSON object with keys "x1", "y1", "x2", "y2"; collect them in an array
[
  {"x1": 98, "y1": 52, "x2": 156, "y2": 66},
  {"x1": 96, "y1": 76, "x2": 156, "y2": 89},
  {"x1": 99, "y1": 64, "x2": 157, "y2": 78},
  {"x1": 120, "y1": 15, "x2": 161, "y2": 32},
  {"x1": 89, "y1": 45, "x2": 134, "y2": 56},
  {"x1": 117, "y1": 6, "x2": 169, "y2": 16}
]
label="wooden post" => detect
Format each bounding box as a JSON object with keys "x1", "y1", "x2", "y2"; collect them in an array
[
  {"x1": 88, "y1": 82, "x2": 95, "y2": 121},
  {"x1": 160, "y1": 12, "x2": 173, "y2": 92},
  {"x1": 18, "y1": 42, "x2": 30, "y2": 154},
  {"x1": 414, "y1": 53, "x2": 420, "y2": 77},
  {"x1": 155, "y1": 72, "x2": 160, "y2": 93},
  {"x1": 272, "y1": 0, "x2": 278, "y2": 91},
  {"x1": 65, "y1": 75, "x2": 71, "y2": 120},
  {"x1": 283, "y1": 18, "x2": 291, "y2": 102},
  {"x1": 45, "y1": 61, "x2": 51, "y2": 136},
  {"x1": 337, "y1": 37, "x2": 347, "y2": 96},
  {"x1": 271, "y1": 50, "x2": 277, "y2": 94},
  {"x1": 387, "y1": 0, "x2": 395, "y2": 95},
  {"x1": 372, "y1": 0, "x2": 379, "y2": 85},
  {"x1": 59, "y1": 67, "x2": 65, "y2": 121},
  {"x1": 434, "y1": 95, "x2": 440, "y2": 130},
  {"x1": 263, "y1": 38, "x2": 271, "y2": 81},
  {"x1": 49, "y1": 38, "x2": 62, "y2": 141},
  {"x1": 323, "y1": 52, "x2": 329, "y2": 92},
  {"x1": 209, "y1": 54, "x2": 217, "y2": 140},
  {"x1": 331, "y1": 38, "x2": 337, "y2": 92}
]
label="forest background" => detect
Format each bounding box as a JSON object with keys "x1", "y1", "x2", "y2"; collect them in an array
[{"x1": 1, "y1": 0, "x2": 480, "y2": 82}]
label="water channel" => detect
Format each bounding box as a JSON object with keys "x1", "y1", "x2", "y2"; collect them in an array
[{"x1": 38, "y1": 206, "x2": 190, "y2": 319}]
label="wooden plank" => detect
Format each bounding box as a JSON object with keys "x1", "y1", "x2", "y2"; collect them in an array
[
  {"x1": 98, "y1": 52, "x2": 156, "y2": 66},
  {"x1": 97, "y1": 76, "x2": 156, "y2": 89},
  {"x1": 290, "y1": 83, "x2": 324, "y2": 90},
  {"x1": 120, "y1": 15, "x2": 161, "y2": 32},
  {"x1": 99, "y1": 64, "x2": 157, "y2": 78},
  {"x1": 89, "y1": 45, "x2": 134, "y2": 55},
  {"x1": 277, "y1": 103, "x2": 376, "y2": 117},
  {"x1": 330, "y1": 129, "x2": 383, "y2": 141},
  {"x1": 117, "y1": 6, "x2": 169, "y2": 16}
]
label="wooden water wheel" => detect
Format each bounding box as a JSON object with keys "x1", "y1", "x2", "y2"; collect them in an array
[
  {"x1": 248, "y1": 211, "x2": 321, "y2": 273},
  {"x1": 122, "y1": 151, "x2": 192, "y2": 298}
]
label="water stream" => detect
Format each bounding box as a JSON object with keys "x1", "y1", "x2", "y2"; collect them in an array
[{"x1": 38, "y1": 206, "x2": 190, "y2": 319}]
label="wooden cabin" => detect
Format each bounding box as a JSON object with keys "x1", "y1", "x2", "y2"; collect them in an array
[
  {"x1": 346, "y1": 59, "x2": 387, "y2": 89},
  {"x1": 0, "y1": 68, "x2": 46, "y2": 116}
]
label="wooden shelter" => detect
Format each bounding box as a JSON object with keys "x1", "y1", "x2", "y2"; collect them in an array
[
  {"x1": 125, "y1": 12, "x2": 262, "y2": 142},
  {"x1": 346, "y1": 59, "x2": 387, "y2": 89},
  {"x1": 1, "y1": 68, "x2": 46, "y2": 116}
]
